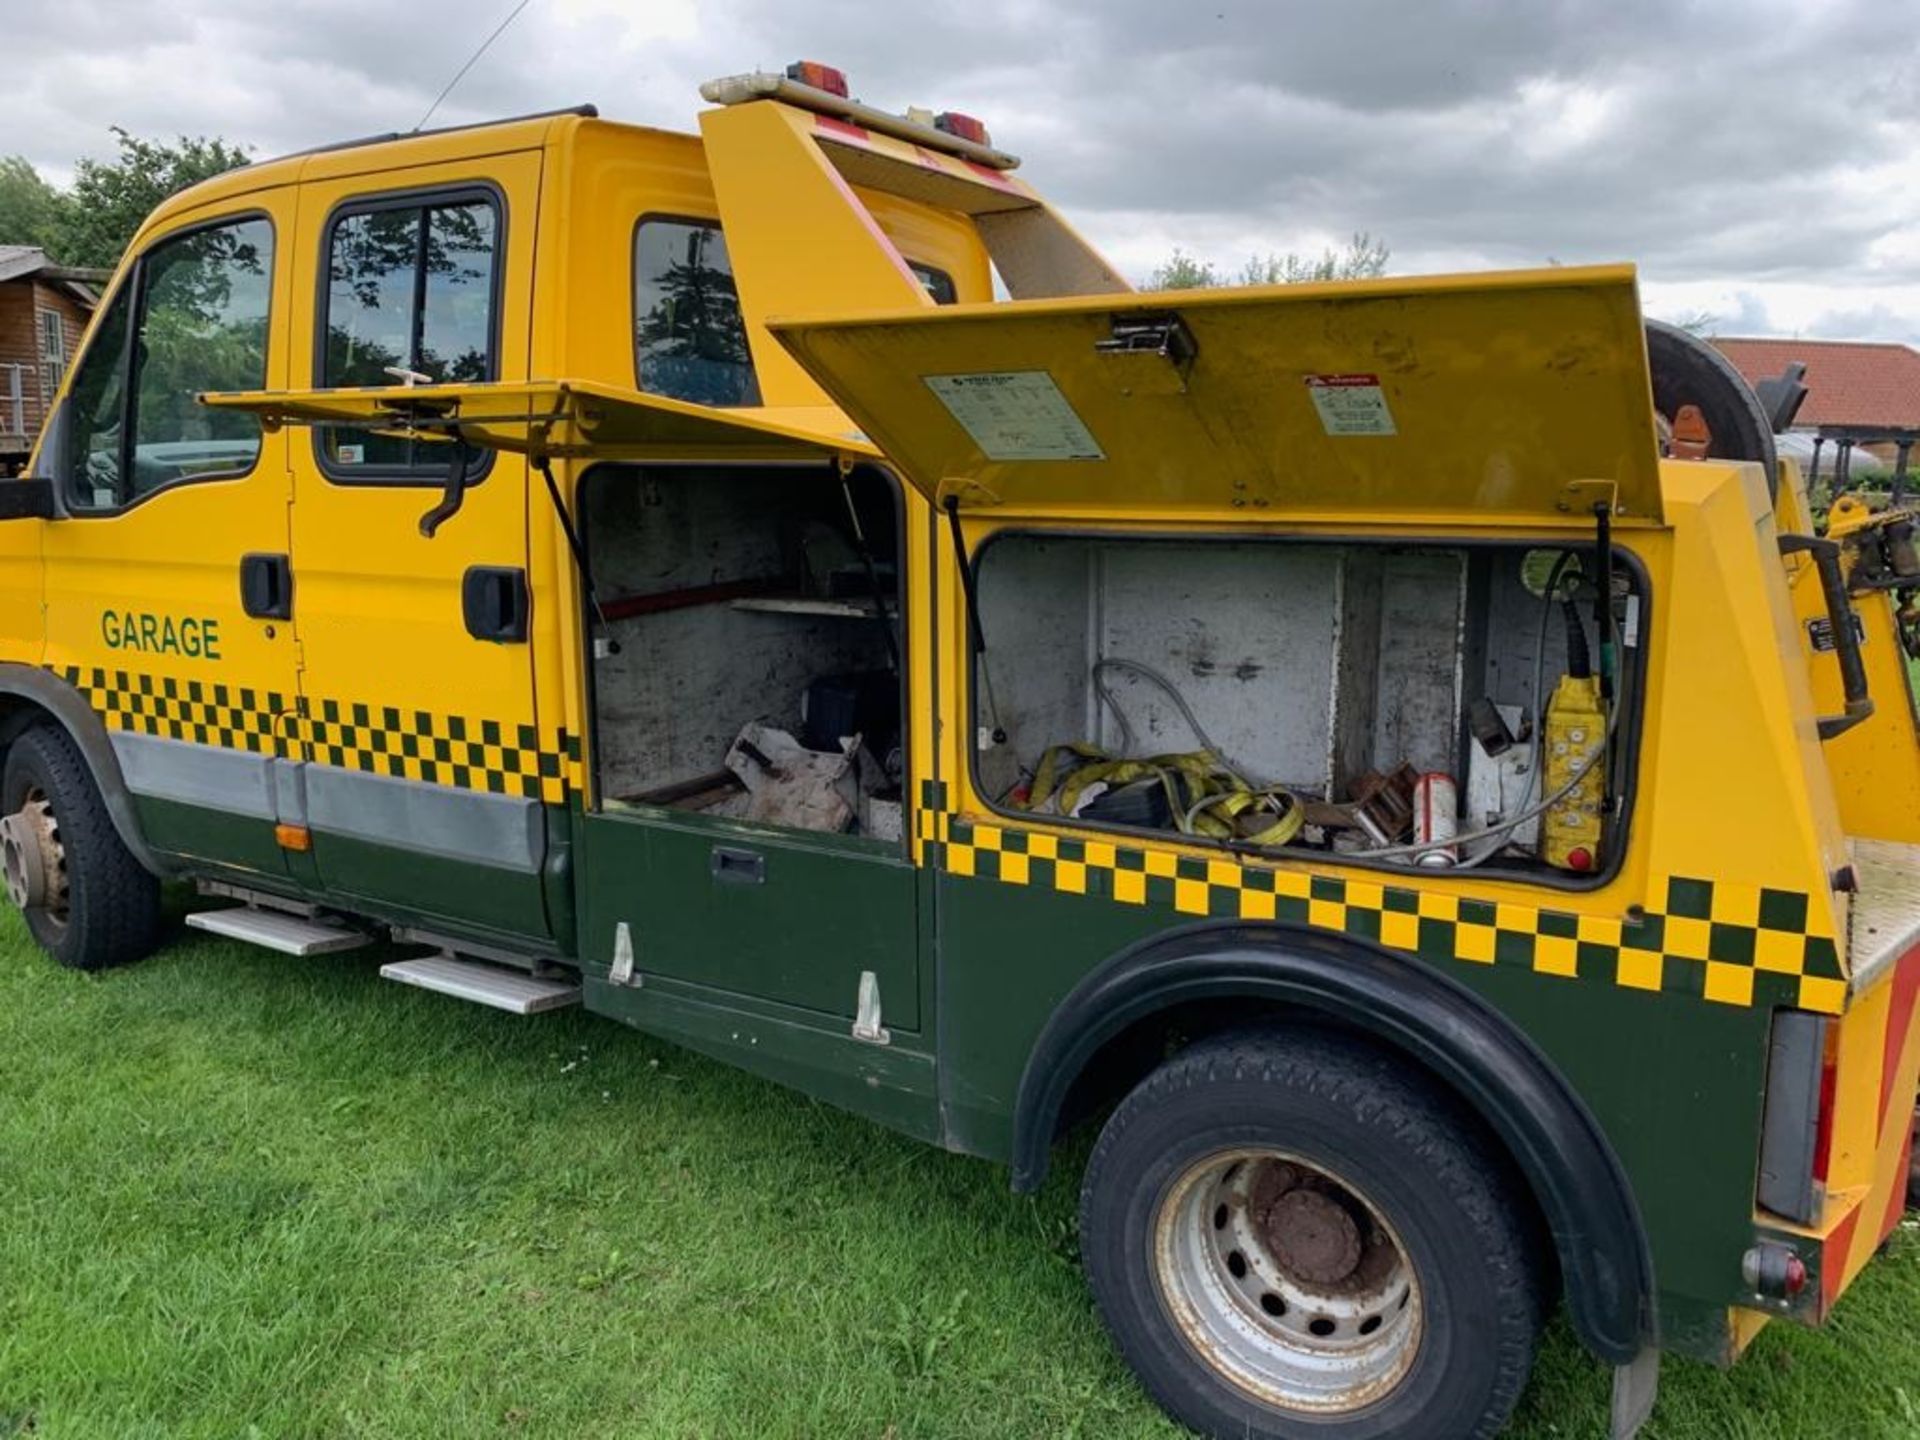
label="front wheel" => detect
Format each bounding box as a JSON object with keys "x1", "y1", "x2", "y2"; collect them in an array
[
  {"x1": 1080, "y1": 1028, "x2": 1542, "y2": 1440},
  {"x1": 2, "y1": 724, "x2": 161, "y2": 970}
]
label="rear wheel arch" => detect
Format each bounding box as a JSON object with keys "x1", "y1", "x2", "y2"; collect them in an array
[
  {"x1": 1011, "y1": 921, "x2": 1651, "y2": 1366},
  {"x1": 0, "y1": 663, "x2": 167, "y2": 877}
]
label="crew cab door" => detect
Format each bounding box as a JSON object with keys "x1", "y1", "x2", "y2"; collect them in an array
[
  {"x1": 200, "y1": 380, "x2": 921, "y2": 1028},
  {"x1": 282, "y1": 152, "x2": 551, "y2": 942},
  {"x1": 40, "y1": 195, "x2": 303, "y2": 879}
]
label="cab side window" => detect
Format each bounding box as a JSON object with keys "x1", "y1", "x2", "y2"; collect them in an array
[
  {"x1": 319, "y1": 192, "x2": 499, "y2": 476},
  {"x1": 63, "y1": 215, "x2": 273, "y2": 513},
  {"x1": 634, "y1": 218, "x2": 760, "y2": 407}
]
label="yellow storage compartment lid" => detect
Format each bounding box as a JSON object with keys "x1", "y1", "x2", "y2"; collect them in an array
[{"x1": 772, "y1": 264, "x2": 1664, "y2": 525}]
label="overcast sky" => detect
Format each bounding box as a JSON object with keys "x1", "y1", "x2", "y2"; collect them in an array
[{"x1": 10, "y1": 0, "x2": 1919, "y2": 341}]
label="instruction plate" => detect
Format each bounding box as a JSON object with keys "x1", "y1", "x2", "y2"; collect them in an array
[
  {"x1": 1305, "y1": 373, "x2": 1396, "y2": 436},
  {"x1": 923, "y1": 371, "x2": 1104, "y2": 461}
]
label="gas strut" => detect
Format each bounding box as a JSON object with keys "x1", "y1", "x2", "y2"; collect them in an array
[{"x1": 1593, "y1": 501, "x2": 1614, "y2": 704}]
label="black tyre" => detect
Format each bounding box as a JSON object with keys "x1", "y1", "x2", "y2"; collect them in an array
[
  {"x1": 1080, "y1": 1028, "x2": 1542, "y2": 1440},
  {"x1": 2, "y1": 724, "x2": 160, "y2": 970}
]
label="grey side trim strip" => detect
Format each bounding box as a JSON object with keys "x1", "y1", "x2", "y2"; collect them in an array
[
  {"x1": 0, "y1": 663, "x2": 171, "y2": 876},
  {"x1": 305, "y1": 763, "x2": 544, "y2": 873},
  {"x1": 111, "y1": 732, "x2": 278, "y2": 820}
]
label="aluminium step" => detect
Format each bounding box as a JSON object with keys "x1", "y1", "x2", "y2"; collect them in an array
[
  {"x1": 185, "y1": 906, "x2": 372, "y2": 956},
  {"x1": 379, "y1": 953, "x2": 581, "y2": 1015}
]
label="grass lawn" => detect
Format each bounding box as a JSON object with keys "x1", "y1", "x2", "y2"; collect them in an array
[{"x1": 2, "y1": 902, "x2": 1917, "y2": 1440}]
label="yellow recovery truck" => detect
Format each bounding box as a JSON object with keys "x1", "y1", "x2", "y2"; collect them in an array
[{"x1": 3, "y1": 62, "x2": 1919, "y2": 1440}]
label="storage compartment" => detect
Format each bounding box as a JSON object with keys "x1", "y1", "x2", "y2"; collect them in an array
[
  {"x1": 582, "y1": 463, "x2": 904, "y2": 836},
  {"x1": 973, "y1": 533, "x2": 1639, "y2": 877}
]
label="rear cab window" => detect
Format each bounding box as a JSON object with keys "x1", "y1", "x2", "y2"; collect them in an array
[
  {"x1": 631, "y1": 218, "x2": 961, "y2": 409},
  {"x1": 318, "y1": 189, "x2": 501, "y2": 479},
  {"x1": 633, "y1": 217, "x2": 759, "y2": 407}
]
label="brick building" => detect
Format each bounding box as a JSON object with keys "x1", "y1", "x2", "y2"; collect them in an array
[{"x1": 0, "y1": 247, "x2": 106, "y2": 476}]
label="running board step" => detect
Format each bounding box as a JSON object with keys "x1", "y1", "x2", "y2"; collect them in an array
[
  {"x1": 379, "y1": 954, "x2": 581, "y2": 1015},
  {"x1": 185, "y1": 906, "x2": 372, "y2": 956}
]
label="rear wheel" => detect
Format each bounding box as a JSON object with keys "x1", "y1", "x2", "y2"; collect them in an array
[
  {"x1": 1080, "y1": 1028, "x2": 1541, "y2": 1440},
  {"x1": 2, "y1": 724, "x2": 160, "y2": 970}
]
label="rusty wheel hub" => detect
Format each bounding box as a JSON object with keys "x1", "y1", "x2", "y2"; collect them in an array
[
  {"x1": 1154, "y1": 1150, "x2": 1422, "y2": 1414},
  {"x1": 2, "y1": 793, "x2": 68, "y2": 919},
  {"x1": 1263, "y1": 1185, "x2": 1362, "y2": 1287}
]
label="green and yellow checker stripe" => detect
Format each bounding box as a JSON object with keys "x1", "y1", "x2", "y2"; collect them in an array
[
  {"x1": 915, "y1": 783, "x2": 1846, "y2": 1014},
  {"x1": 58, "y1": 666, "x2": 584, "y2": 806}
]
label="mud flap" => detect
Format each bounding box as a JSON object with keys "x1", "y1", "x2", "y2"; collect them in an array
[{"x1": 1611, "y1": 1347, "x2": 1659, "y2": 1439}]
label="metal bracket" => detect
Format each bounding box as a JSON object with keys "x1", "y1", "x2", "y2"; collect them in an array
[
  {"x1": 1094, "y1": 312, "x2": 1198, "y2": 393},
  {"x1": 1610, "y1": 1346, "x2": 1659, "y2": 1440},
  {"x1": 1557, "y1": 478, "x2": 1619, "y2": 515},
  {"x1": 851, "y1": 969, "x2": 890, "y2": 1045},
  {"x1": 609, "y1": 920, "x2": 638, "y2": 987}
]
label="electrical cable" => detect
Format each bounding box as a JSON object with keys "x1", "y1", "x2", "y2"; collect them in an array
[
  {"x1": 1450, "y1": 591, "x2": 1627, "y2": 869},
  {"x1": 1333, "y1": 547, "x2": 1618, "y2": 866},
  {"x1": 1333, "y1": 702, "x2": 1615, "y2": 863},
  {"x1": 1091, "y1": 657, "x2": 1258, "y2": 786}
]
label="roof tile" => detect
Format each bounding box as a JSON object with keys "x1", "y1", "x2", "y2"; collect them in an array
[{"x1": 1713, "y1": 337, "x2": 1920, "y2": 429}]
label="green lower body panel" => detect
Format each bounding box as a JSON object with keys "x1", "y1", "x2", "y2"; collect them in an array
[
  {"x1": 583, "y1": 971, "x2": 942, "y2": 1146},
  {"x1": 930, "y1": 868, "x2": 1772, "y2": 1366},
  {"x1": 133, "y1": 795, "x2": 293, "y2": 881}
]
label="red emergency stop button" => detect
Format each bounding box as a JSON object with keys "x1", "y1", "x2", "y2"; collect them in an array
[{"x1": 1566, "y1": 846, "x2": 1593, "y2": 872}]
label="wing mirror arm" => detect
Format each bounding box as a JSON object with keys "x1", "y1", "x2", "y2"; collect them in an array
[{"x1": 417, "y1": 430, "x2": 471, "y2": 539}]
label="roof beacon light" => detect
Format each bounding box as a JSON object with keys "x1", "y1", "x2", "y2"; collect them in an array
[
  {"x1": 786, "y1": 61, "x2": 850, "y2": 98},
  {"x1": 934, "y1": 111, "x2": 991, "y2": 147}
]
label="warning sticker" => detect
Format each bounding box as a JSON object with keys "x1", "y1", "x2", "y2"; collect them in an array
[
  {"x1": 923, "y1": 371, "x2": 1104, "y2": 461},
  {"x1": 1305, "y1": 373, "x2": 1396, "y2": 437}
]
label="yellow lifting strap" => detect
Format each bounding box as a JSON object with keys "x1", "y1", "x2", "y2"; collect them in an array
[{"x1": 1020, "y1": 744, "x2": 1303, "y2": 848}]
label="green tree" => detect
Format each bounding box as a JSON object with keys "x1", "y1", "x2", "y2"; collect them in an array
[
  {"x1": 0, "y1": 155, "x2": 68, "y2": 252},
  {"x1": 1145, "y1": 232, "x2": 1390, "y2": 290},
  {"x1": 1144, "y1": 248, "x2": 1224, "y2": 290},
  {"x1": 54, "y1": 129, "x2": 251, "y2": 269}
]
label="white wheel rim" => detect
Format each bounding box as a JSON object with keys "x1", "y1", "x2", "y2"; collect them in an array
[{"x1": 1153, "y1": 1149, "x2": 1423, "y2": 1413}]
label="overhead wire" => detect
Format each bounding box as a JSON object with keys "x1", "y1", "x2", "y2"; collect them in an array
[{"x1": 412, "y1": 0, "x2": 538, "y2": 133}]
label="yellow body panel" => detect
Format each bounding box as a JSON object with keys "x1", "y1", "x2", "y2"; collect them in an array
[
  {"x1": 773, "y1": 265, "x2": 1665, "y2": 523},
  {"x1": 1797, "y1": 487, "x2": 1920, "y2": 844},
  {"x1": 42, "y1": 184, "x2": 305, "y2": 779},
  {"x1": 203, "y1": 380, "x2": 874, "y2": 462}
]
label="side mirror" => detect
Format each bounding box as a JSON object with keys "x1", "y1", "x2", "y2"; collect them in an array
[{"x1": 0, "y1": 477, "x2": 57, "y2": 521}]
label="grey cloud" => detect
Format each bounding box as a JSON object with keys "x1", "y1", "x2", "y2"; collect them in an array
[{"x1": 5, "y1": 0, "x2": 1917, "y2": 340}]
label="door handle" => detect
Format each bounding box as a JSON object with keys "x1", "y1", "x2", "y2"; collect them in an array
[
  {"x1": 239, "y1": 552, "x2": 292, "y2": 620},
  {"x1": 710, "y1": 846, "x2": 766, "y2": 885},
  {"x1": 462, "y1": 565, "x2": 530, "y2": 643}
]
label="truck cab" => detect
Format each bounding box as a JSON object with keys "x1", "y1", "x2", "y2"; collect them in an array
[{"x1": 3, "y1": 64, "x2": 1918, "y2": 1440}]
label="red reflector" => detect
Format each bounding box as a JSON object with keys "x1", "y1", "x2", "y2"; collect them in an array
[
  {"x1": 935, "y1": 111, "x2": 991, "y2": 146},
  {"x1": 1812, "y1": 1044, "x2": 1839, "y2": 1184},
  {"x1": 1785, "y1": 1254, "x2": 1809, "y2": 1297},
  {"x1": 786, "y1": 61, "x2": 849, "y2": 98}
]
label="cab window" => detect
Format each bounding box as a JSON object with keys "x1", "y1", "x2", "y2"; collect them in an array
[
  {"x1": 319, "y1": 191, "x2": 499, "y2": 477},
  {"x1": 633, "y1": 218, "x2": 760, "y2": 407},
  {"x1": 62, "y1": 215, "x2": 274, "y2": 513},
  {"x1": 909, "y1": 262, "x2": 957, "y2": 305}
]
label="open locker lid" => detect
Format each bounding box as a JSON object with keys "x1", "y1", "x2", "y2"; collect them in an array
[
  {"x1": 772, "y1": 264, "x2": 1666, "y2": 525},
  {"x1": 199, "y1": 378, "x2": 878, "y2": 464}
]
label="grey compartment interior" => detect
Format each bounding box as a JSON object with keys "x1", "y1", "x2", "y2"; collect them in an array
[
  {"x1": 974, "y1": 535, "x2": 1589, "y2": 828},
  {"x1": 583, "y1": 464, "x2": 900, "y2": 807}
]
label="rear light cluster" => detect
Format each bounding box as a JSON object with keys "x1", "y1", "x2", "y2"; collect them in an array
[{"x1": 781, "y1": 62, "x2": 993, "y2": 147}]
